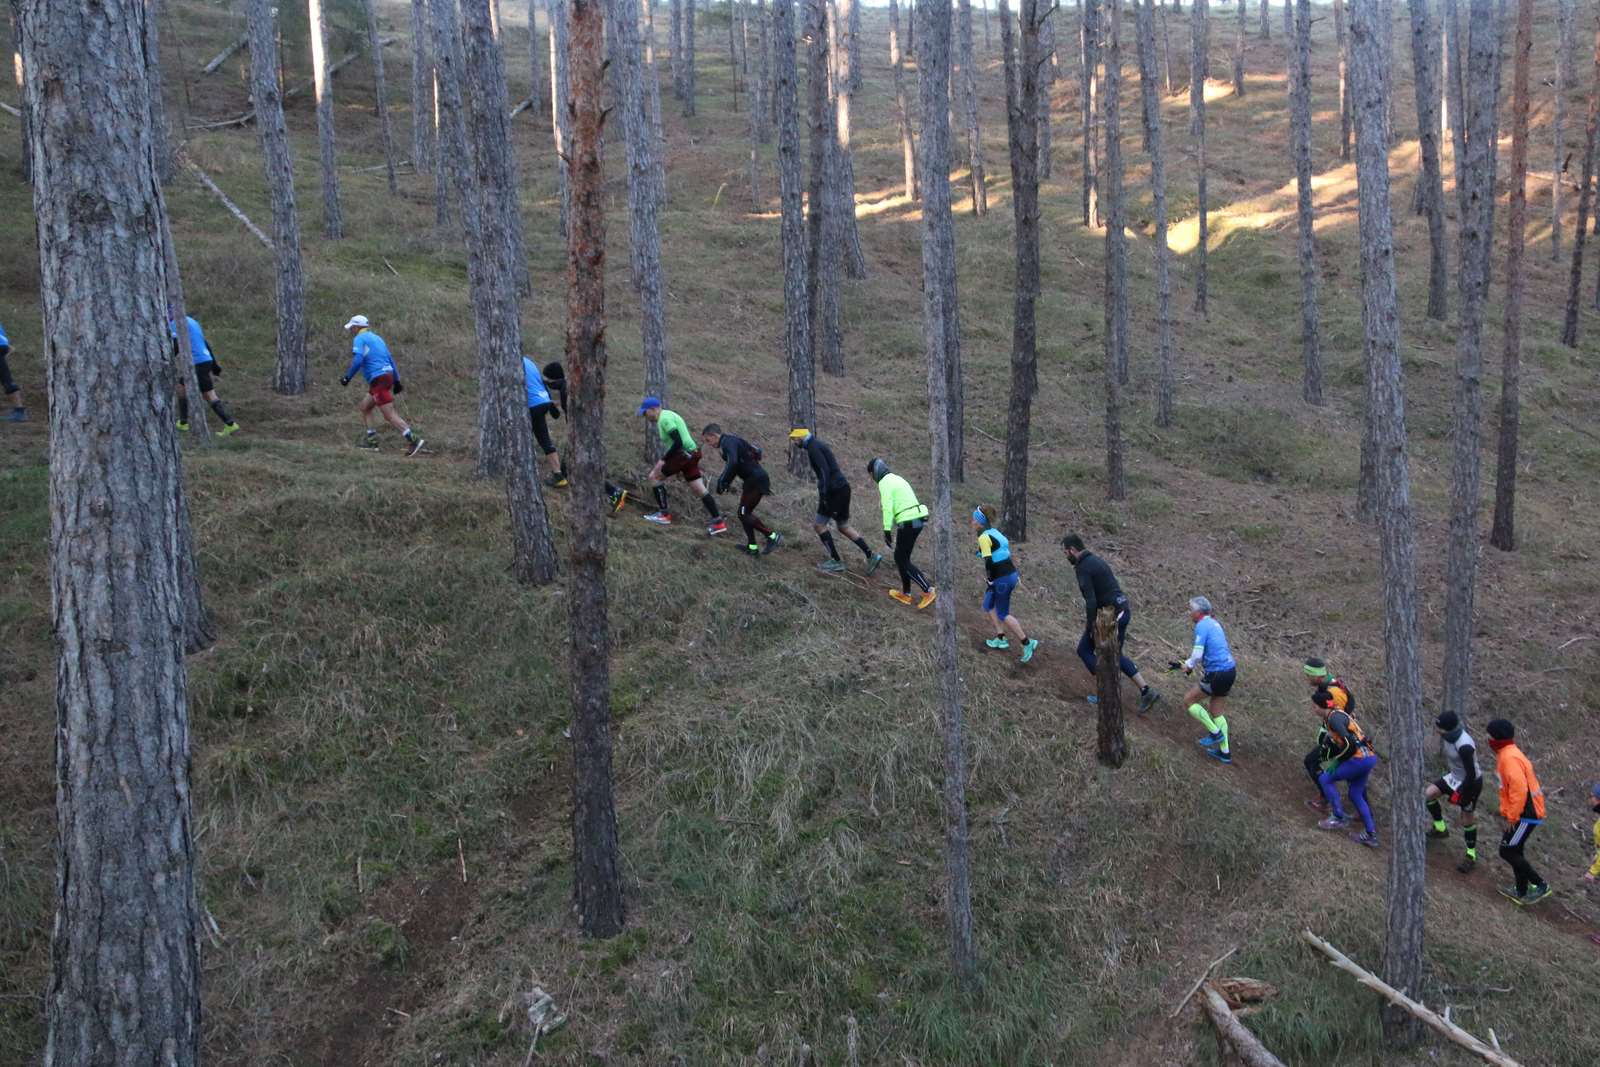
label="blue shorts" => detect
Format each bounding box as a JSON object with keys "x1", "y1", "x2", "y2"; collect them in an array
[{"x1": 982, "y1": 571, "x2": 1020, "y2": 620}]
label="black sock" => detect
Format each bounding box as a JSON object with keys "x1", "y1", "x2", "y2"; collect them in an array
[
  {"x1": 910, "y1": 568, "x2": 931, "y2": 593},
  {"x1": 178, "y1": 395, "x2": 189, "y2": 421},
  {"x1": 1464, "y1": 825, "x2": 1477, "y2": 854},
  {"x1": 1426, "y1": 799, "x2": 1443, "y2": 822},
  {"x1": 209, "y1": 398, "x2": 234, "y2": 425},
  {"x1": 701, "y1": 493, "x2": 720, "y2": 518},
  {"x1": 366, "y1": 427, "x2": 378, "y2": 437},
  {"x1": 605, "y1": 480, "x2": 621, "y2": 497},
  {"x1": 654, "y1": 484, "x2": 668, "y2": 511},
  {"x1": 1140, "y1": 685, "x2": 1150, "y2": 695},
  {"x1": 851, "y1": 535, "x2": 873, "y2": 558},
  {"x1": 404, "y1": 429, "x2": 416, "y2": 441},
  {"x1": 819, "y1": 531, "x2": 840, "y2": 560}
]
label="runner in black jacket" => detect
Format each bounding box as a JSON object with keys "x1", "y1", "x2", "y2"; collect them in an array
[
  {"x1": 789, "y1": 428, "x2": 882, "y2": 574},
  {"x1": 704, "y1": 425, "x2": 781, "y2": 556},
  {"x1": 1062, "y1": 533, "x2": 1160, "y2": 713}
]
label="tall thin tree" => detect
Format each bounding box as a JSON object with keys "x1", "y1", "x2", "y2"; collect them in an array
[
  {"x1": 411, "y1": 0, "x2": 436, "y2": 175},
  {"x1": 645, "y1": 0, "x2": 668, "y2": 201},
  {"x1": 957, "y1": 0, "x2": 988, "y2": 213},
  {"x1": 776, "y1": 0, "x2": 815, "y2": 475},
  {"x1": 144, "y1": 0, "x2": 175, "y2": 183},
  {"x1": 24, "y1": 0, "x2": 200, "y2": 1056},
  {"x1": 1000, "y1": 0, "x2": 1040, "y2": 539},
  {"x1": 805, "y1": 0, "x2": 844, "y2": 375},
  {"x1": 551, "y1": 0, "x2": 572, "y2": 236},
  {"x1": 1136, "y1": 0, "x2": 1174, "y2": 427},
  {"x1": 9, "y1": 0, "x2": 32, "y2": 182},
  {"x1": 1102, "y1": 0, "x2": 1127, "y2": 496},
  {"x1": 363, "y1": 0, "x2": 400, "y2": 194},
  {"x1": 1334, "y1": 0, "x2": 1350, "y2": 160},
  {"x1": 1081, "y1": 0, "x2": 1100, "y2": 227},
  {"x1": 848, "y1": 0, "x2": 862, "y2": 88},
  {"x1": 1552, "y1": 0, "x2": 1575, "y2": 262},
  {"x1": 671, "y1": 0, "x2": 683, "y2": 97},
  {"x1": 1289, "y1": 0, "x2": 1322, "y2": 404},
  {"x1": 1349, "y1": 0, "x2": 1426, "y2": 1040},
  {"x1": 831, "y1": 0, "x2": 867, "y2": 278},
  {"x1": 563, "y1": 0, "x2": 626, "y2": 936},
  {"x1": 249, "y1": 0, "x2": 309, "y2": 395},
  {"x1": 308, "y1": 0, "x2": 344, "y2": 238},
  {"x1": 1407, "y1": 0, "x2": 1447, "y2": 320},
  {"x1": 891, "y1": 0, "x2": 920, "y2": 198},
  {"x1": 684, "y1": 0, "x2": 698, "y2": 114},
  {"x1": 1190, "y1": 0, "x2": 1209, "y2": 316},
  {"x1": 916, "y1": 0, "x2": 978, "y2": 985},
  {"x1": 1231, "y1": 0, "x2": 1244, "y2": 95},
  {"x1": 1560, "y1": 17, "x2": 1600, "y2": 349},
  {"x1": 755, "y1": 0, "x2": 771, "y2": 143},
  {"x1": 1491, "y1": 0, "x2": 1532, "y2": 552},
  {"x1": 529, "y1": 0, "x2": 549, "y2": 117},
  {"x1": 1038, "y1": 5, "x2": 1055, "y2": 179}
]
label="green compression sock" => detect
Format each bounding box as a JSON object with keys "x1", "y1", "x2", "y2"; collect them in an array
[
  {"x1": 1464, "y1": 826, "x2": 1478, "y2": 858},
  {"x1": 1187, "y1": 702, "x2": 1218, "y2": 733},
  {"x1": 1214, "y1": 714, "x2": 1230, "y2": 754}
]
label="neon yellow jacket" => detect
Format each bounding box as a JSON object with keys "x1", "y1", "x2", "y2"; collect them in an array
[
  {"x1": 1590, "y1": 817, "x2": 1600, "y2": 878},
  {"x1": 877, "y1": 473, "x2": 928, "y2": 532}
]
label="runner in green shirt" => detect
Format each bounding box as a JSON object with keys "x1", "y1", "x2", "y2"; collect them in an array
[
  {"x1": 870, "y1": 458, "x2": 935, "y2": 608},
  {"x1": 638, "y1": 396, "x2": 726, "y2": 535}
]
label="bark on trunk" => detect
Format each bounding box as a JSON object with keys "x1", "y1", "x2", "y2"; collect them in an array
[
  {"x1": 1491, "y1": 0, "x2": 1532, "y2": 552},
  {"x1": 364, "y1": 0, "x2": 400, "y2": 194},
  {"x1": 684, "y1": 0, "x2": 697, "y2": 114},
  {"x1": 671, "y1": 0, "x2": 682, "y2": 96},
  {"x1": 756, "y1": 0, "x2": 771, "y2": 142},
  {"x1": 1289, "y1": 0, "x2": 1321, "y2": 404},
  {"x1": 1440, "y1": 0, "x2": 1503, "y2": 743},
  {"x1": 24, "y1": 0, "x2": 200, "y2": 1055},
  {"x1": 564, "y1": 0, "x2": 626, "y2": 937},
  {"x1": 957, "y1": 0, "x2": 988, "y2": 214},
  {"x1": 1560, "y1": 21, "x2": 1600, "y2": 349},
  {"x1": 1136, "y1": 0, "x2": 1174, "y2": 427},
  {"x1": 1102, "y1": 0, "x2": 1127, "y2": 494},
  {"x1": 529, "y1": 0, "x2": 549, "y2": 118},
  {"x1": 1334, "y1": 0, "x2": 1349, "y2": 160},
  {"x1": 308, "y1": 0, "x2": 344, "y2": 238},
  {"x1": 1189, "y1": 0, "x2": 1208, "y2": 315},
  {"x1": 1094, "y1": 606, "x2": 1127, "y2": 764},
  {"x1": 916, "y1": 0, "x2": 978, "y2": 985},
  {"x1": 1231, "y1": 0, "x2": 1244, "y2": 95},
  {"x1": 1082, "y1": 0, "x2": 1100, "y2": 227},
  {"x1": 9, "y1": 0, "x2": 31, "y2": 182},
  {"x1": 1258, "y1": 0, "x2": 1267, "y2": 39},
  {"x1": 1551, "y1": 0, "x2": 1574, "y2": 262},
  {"x1": 1038, "y1": 5, "x2": 1055, "y2": 179},
  {"x1": 730, "y1": 0, "x2": 742, "y2": 107},
  {"x1": 1407, "y1": 0, "x2": 1446, "y2": 320},
  {"x1": 551, "y1": 0, "x2": 572, "y2": 237},
  {"x1": 747, "y1": 0, "x2": 763, "y2": 201},
  {"x1": 644, "y1": 0, "x2": 668, "y2": 202},
  {"x1": 981, "y1": 0, "x2": 992, "y2": 49},
  {"x1": 848, "y1": 0, "x2": 862, "y2": 90},
  {"x1": 411, "y1": 0, "x2": 436, "y2": 174},
  {"x1": 891, "y1": 0, "x2": 920, "y2": 199},
  {"x1": 1159, "y1": 0, "x2": 1172, "y2": 93},
  {"x1": 1349, "y1": 0, "x2": 1426, "y2": 1043},
  {"x1": 999, "y1": 0, "x2": 1039, "y2": 540},
  {"x1": 145, "y1": 0, "x2": 175, "y2": 183},
  {"x1": 1442, "y1": 0, "x2": 1466, "y2": 214},
  {"x1": 776, "y1": 0, "x2": 814, "y2": 476},
  {"x1": 249, "y1": 0, "x2": 309, "y2": 395},
  {"x1": 831, "y1": 0, "x2": 867, "y2": 279},
  {"x1": 458, "y1": 0, "x2": 560, "y2": 584},
  {"x1": 805, "y1": 0, "x2": 844, "y2": 376}
]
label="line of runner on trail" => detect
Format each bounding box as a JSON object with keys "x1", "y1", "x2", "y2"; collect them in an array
[{"x1": 7, "y1": 309, "x2": 1594, "y2": 918}]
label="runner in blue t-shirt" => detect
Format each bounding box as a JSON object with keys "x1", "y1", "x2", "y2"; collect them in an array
[
  {"x1": 169, "y1": 313, "x2": 239, "y2": 435},
  {"x1": 0, "y1": 319, "x2": 25, "y2": 421},
  {"x1": 340, "y1": 315, "x2": 424, "y2": 455},
  {"x1": 523, "y1": 356, "x2": 567, "y2": 487},
  {"x1": 1169, "y1": 596, "x2": 1238, "y2": 764}
]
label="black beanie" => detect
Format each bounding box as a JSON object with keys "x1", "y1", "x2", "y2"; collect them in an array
[
  {"x1": 1486, "y1": 718, "x2": 1514, "y2": 741},
  {"x1": 1435, "y1": 711, "x2": 1460, "y2": 732}
]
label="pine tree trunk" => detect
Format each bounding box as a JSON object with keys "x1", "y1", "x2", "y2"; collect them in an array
[
  {"x1": 848, "y1": 0, "x2": 862, "y2": 90},
  {"x1": 670, "y1": 0, "x2": 683, "y2": 96},
  {"x1": 805, "y1": 0, "x2": 843, "y2": 376},
  {"x1": 891, "y1": 0, "x2": 920, "y2": 199},
  {"x1": 1551, "y1": 0, "x2": 1574, "y2": 262},
  {"x1": 529, "y1": 0, "x2": 548, "y2": 119},
  {"x1": 915, "y1": 0, "x2": 978, "y2": 986},
  {"x1": 1102, "y1": 0, "x2": 1127, "y2": 496},
  {"x1": 775, "y1": 0, "x2": 814, "y2": 476},
  {"x1": 730, "y1": 0, "x2": 742, "y2": 108},
  {"x1": 1231, "y1": 0, "x2": 1244, "y2": 95},
  {"x1": 644, "y1": 0, "x2": 668, "y2": 202},
  {"x1": 747, "y1": 0, "x2": 762, "y2": 202},
  {"x1": 144, "y1": 0, "x2": 175, "y2": 183},
  {"x1": 549, "y1": 0, "x2": 572, "y2": 238},
  {"x1": 1189, "y1": 0, "x2": 1208, "y2": 316},
  {"x1": 1136, "y1": 0, "x2": 1174, "y2": 427},
  {"x1": 1082, "y1": 0, "x2": 1100, "y2": 227},
  {"x1": 1560, "y1": 22, "x2": 1600, "y2": 349},
  {"x1": 957, "y1": 0, "x2": 988, "y2": 214},
  {"x1": 1442, "y1": 0, "x2": 1466, "y2": 215},
  {"x1": 411, "y1": 0, "x2": 435, "y2": 174},
  {"x1": 1258, "y1": 0, "x2": 1267, "y2": 40},
  {"x1": 831, "y1": 0, "x2": 867, "y2": 279},
  {"x1": 1491, "y1": 0, "x2": 1531, "y2": 553},
  {"x1": 1159, "y1": 0, "x2": 1173, "y2": 93},
  {"x1": 8, "y1": 0, "x2": 31, "y2": 182},
  {"x1": 1407, "y1": 0, "x2": 1446, "y2": 320},
  {"x1": 308, "y1": 0, "x2": 344, "y2": 238},
  {"x1": 1441, "y1": 0, "x2": 1503, "y2": 742},
  {"x1": 1350, "y1": 0, "x2": 1425, "y2": 1041},
  {"x1": 1000, "y1": 0, "x2": 1039, "y2": 541},
  {"x1": 1290, "y1": 0, "x2": 1321, "y2": 404},
  {"x1": 1334, "y1": 0, "x2": 1349, "y2": 160},
  {"x1": 24, "y1": 0, "x2": 200, "y2": 1054},
  {"x1": 756, "y1": 0, "x2": 771, "y2": 142},
  {"x1": 364, "y1": 0, "x2": 399, "y2": 194},
  {"x1": 249, "y1": 0, "x2": 309, "y2": 395},
  {"x1": 684, "y1": 0, "x2": 697, "y2": 114},
  {"x1": 982, "y1": 0, "x2": 992, "y2": 50},
  {"x1": 1038, "y1": 5, "x2": 1055, "y2": 179}
]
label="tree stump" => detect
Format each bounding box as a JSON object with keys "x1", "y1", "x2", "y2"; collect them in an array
[{"x1": 1095, "y1": 605, "x2": 1127, "y2": 767}]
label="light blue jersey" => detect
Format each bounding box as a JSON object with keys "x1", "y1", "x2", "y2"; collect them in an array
[
  {"x1": 168, "y1": 316, "x2": 212, "y2": 363},
  {"x1": 522, "y1": 357, "x2": 552, "y2": 408},
  {"x1": 1189, "y1": 615, "x2": 1236, "y2": 673},
  {"x1": 345, "y1": 329, "x2": 396, "y2": 384},
  {"x1": 0, "y1": 321, "x2": 9, "y2": 348}
]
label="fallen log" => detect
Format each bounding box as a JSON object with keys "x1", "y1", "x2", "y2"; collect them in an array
[
  {"x1": 1200, "y1": 985, "x2": 1287, "y2": 1067},
  {"x1": 1300, "y1": 931, "x2": 1523, "y2": 1067},
  {"x1": 183, "y1": 156, "x2": 273, "y2": 250},
  {"x1": 200, "y1": 33, "x2": 248, "y2": 76},
  {"x1": 186, "y1": 37, "x2": 398, "y2": 132}
]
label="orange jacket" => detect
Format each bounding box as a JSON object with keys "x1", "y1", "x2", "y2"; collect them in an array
[{"x1": 1494, "y1": 742, "x2": 1546, "y2": 823}]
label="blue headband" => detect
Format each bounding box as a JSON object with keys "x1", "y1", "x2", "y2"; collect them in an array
[{"x1": 972, "y1": 508, "x2": 987, "y2": 526}]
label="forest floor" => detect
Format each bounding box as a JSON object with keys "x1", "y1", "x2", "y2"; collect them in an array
[{"x1": 3, "y1": 1, "x2": 1600, "y2": 1064}]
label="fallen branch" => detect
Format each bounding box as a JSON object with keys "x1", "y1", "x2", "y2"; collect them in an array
[
  {"x1": 186, "y1": 113, "x2": 253, "y2": 131},
  {"x1": 510, "y1": 97, "x2": 534, "y2": 118},
  {"x1": 1169, "y1": 945, "x2": 1238, "y2": 1018},
  {"x1": 1556, "y1": 634, "x2": 1596, "y2": 652},
  {"x1": 1300, "y1": 930, "x2": 1523, "y2": 1067},
  {"x1": 183, "y1": 156, "x2": 274, "y2": 250},
  {"x1": 200, "y1": 33, "x2": 249, "y2": 75},
  {"x1": 1200, "y1": 985, "x2": 1286, "y2": 1067},
  {"x1": 0, "y1": 101, "x2": 18, "y2": 118},
  {"x1": 188, "y1": 37, "x2": 398, "y2": 131}
]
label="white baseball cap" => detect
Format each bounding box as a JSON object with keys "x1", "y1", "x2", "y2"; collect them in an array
[{"x1": 343, "y1": 314, "x2": 370, "y2": 330}]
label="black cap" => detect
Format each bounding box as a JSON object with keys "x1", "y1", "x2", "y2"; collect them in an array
[
  {"x1": 1486, "y1": 718, "x2": 1514, "y2": 741},
  {"x1": 1435, "y1": 711, "x2": 1459, "y2": 732}
]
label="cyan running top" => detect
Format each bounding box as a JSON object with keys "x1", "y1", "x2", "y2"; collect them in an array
[
  {"x1": 0, "y1": 321, "x2": 9, "y2": 347},
  {"x1": 522, "y1": 357, "x2": 552, "y2": 408},
  {"x1": 1189, "y1": 615, "x2": 1236, "y2": 673},
  {"x1": 168, "y1": 316, "x2": 212, "y2": 363},
  {"x1": 345, "y1": 329, "x2": 396, "y2": 384},
  {"x1": 977, "y1": 527, "x2": 1016, "y2": 580}
]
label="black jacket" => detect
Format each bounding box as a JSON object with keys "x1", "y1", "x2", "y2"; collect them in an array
[
  {"x1": 802, "y1": 436, "x2": 850, "y2": 497},
  {"x1": 1072, "y1": 551, "x2": 1128, "y2": 630},
  {"x1": 715, "y1": 433, "x2": 767, "y2": 493}
]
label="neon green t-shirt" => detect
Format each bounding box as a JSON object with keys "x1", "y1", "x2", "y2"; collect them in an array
[{"x1": 656, "y1": 409, "x2": 696, "y2": 453}]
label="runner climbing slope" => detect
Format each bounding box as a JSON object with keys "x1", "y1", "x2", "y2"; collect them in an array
[
  {"x1": 1487, "y1": 719, "x2": 1552, "y2": 906},
  {"x1": 869, "y1": 458, "x2": 935, "y2": 609},
  {"x1": 1426, "y1": 711, "x2": 1483, "y2": 874},
  {"x1": 170, "y1": 312, "x2": 240, "y2": 436},
  {"x1": 1173, "y1": 597, "x2": 1237, "y2": 765},
  {"x1": 704, "y1": 424, "x2": 780, "y2": 557},
  {"x1": 1302, "y1": 659, "x2": 1354, "y2": 811},
  {"x1": 341, "y1": 314, "x2": 424, "y2": 456},
  {"x1": 0, "y1": 319, "x2": 26, "y2": 421},
  {"x1": 1061, "y1": 534, "x2": 1158, "y2": 711},
  {"x1": 1310, "y1": 686, "x2": 1381, "y2": 849},
  {"x1": 972, "y1": 508, "x2": 1036, "y2": 663},
  {"x1": 523, "y1": 357, "x2": 567, "y2": 487},
  {"x1": 637, "y1": 397, "x2": 725, "y2": 535},
  {"x1": 789, "y1": 429, "x2": 882, "y2": 575}
]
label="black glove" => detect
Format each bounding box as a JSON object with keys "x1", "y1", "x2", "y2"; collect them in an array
[
  {"x1": 884, "y1": 531, "x2": 894, "y2": 548},
  {"x1": 393, "y1": 379, "x2": 404, "y2": 395},
  {"x1": 210, "y1": 361, "x2": 222, "y2": 377},
  {"x1": 1167, "y1": 660, "x2": 1189, "y2": 673},
  {"x1": 549, "y1": 405, "x2": 562, "y2": 420},
  {"x1": 340, "y1": 375, "x2": 351, "y2": 387}
]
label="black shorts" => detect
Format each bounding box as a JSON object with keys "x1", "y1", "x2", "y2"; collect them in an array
[
  {"x1": 1432, "y1": 777, "x2": 1482, "y2": 813},
  {"x1": 817, "y1": 484, "x2": 851, "y2": 524},
  {"x1": 1200, "y1": 667, "x2": 1236, "y2": 697},
  {"x1": 529, "y1": 403, "x2": 557, "y2": 454},
  {"x1": 739, "y1": 471, "x2": 770, "y2": 511},
  {"x1": 193, "y1": 360, "x2": 217, "y2": 393}
]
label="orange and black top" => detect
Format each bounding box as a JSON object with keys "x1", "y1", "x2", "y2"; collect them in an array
[{"x1": 1493, "y1": 741, "x2": 1546, "y2": 824}]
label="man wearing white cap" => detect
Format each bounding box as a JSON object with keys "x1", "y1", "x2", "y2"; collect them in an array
[{"x1": 341, "y1": 314, "x2": 424, "y2": 456}]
